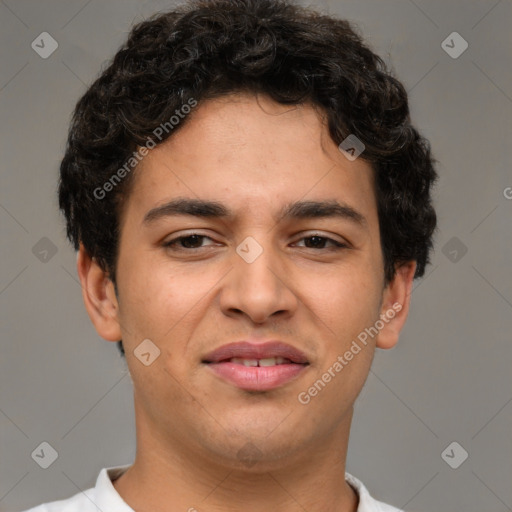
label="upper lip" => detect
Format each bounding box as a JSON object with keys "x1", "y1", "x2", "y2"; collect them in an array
[{"x1": 202, "y1": 341, "x2": 309, "y2": 364}]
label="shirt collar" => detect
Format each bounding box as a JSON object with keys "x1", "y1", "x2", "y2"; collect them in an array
[
  {"x1": 95, "y1": 465, "x2": 134, "y2": 511},
  {"x1": 96, "y1": 465, "x2": 400, "y2": 512}
]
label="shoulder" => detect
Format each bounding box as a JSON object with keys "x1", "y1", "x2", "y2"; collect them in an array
[
  {"x1": 19, "y1": 465, "x2": 132, "y2": 512},
  {"x1": 374, "y1": 502, "x2": 405, "y2": 512},
  {"x1": 345, "y1": 472, "x2": 405, "y2": 512},
  {"x1": 19, "y1": 488, "x2": 96, "y2": 512}
]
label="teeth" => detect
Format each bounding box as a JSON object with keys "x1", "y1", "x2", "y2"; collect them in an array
[
  {"x1": 229, "y1": 357, "x2": 289, "y2": 366},
  {"x1": 259, "y1": 357, "x2": 279, "y2": 366}
]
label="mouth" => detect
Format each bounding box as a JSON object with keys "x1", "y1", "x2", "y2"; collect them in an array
[{"x1": 202, "y1": 341, "x2": 310, "y2": 392}]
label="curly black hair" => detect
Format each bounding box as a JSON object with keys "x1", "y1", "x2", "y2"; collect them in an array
[{"x1": 58, "y1": 0, "x2": 437, "y2": 356}]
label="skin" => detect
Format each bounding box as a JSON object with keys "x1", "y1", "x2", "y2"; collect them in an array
[{"x1": 77, "y1": 92, "x2": 416, "y2": 512}]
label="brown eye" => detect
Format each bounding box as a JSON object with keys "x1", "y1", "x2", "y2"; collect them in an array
[
  {"x1": 294, "y1": 235, "x2": 347, "y2": 250},
  {"x1": 163, "y1": 234, "x2": 214, "y2": 250}
]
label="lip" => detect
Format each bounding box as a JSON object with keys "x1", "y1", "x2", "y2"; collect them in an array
[
  {"x1": 202, "y1": 341, "x2": 310, "y2": 392},
  {"x1": 202, "y1": 341, "x2": 309, "y2": 364}
]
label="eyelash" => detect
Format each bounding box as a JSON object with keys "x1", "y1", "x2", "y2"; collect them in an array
[{"x1": 162, "y1": 233, "x2": 348, "y2": 251}]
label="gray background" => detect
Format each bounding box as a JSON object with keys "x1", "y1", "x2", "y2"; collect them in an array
[{"x1": 1, "y1": 0, "x2": 511, "y2": 511}]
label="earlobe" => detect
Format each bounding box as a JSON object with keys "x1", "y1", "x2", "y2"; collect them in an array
[
  {"x1": 76, "y1": 244, "x2": 122, "y2": 342},
  {"x1": 375, "y1": 261, "x2": 416, "y2": 350}
]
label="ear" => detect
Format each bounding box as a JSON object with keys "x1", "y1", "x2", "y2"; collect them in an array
[
  {"x1": 76, "y1": 243, "x2": 122, "y2": 342},
  {"x1": 375, "y1": 261, "x2": 416, "y2": 350}
]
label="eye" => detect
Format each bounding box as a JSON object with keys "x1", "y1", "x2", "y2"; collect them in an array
[
  {"x1": 162, "y1": 233, "x2": 349, "y2": 252},
  {"x1": 162, "y1": 234, "x2": 216, "y2": 251},
  {"x1": 293, "y1": 234, "x2": 348, "y2": 250}
]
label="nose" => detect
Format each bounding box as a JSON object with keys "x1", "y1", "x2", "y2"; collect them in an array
[{"x1": 219, "y1": 236, "x2": 298, "y2": 325}]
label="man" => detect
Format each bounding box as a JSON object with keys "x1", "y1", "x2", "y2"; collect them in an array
[{"x1": 24, "y1": 0, "x2": 437, "y2": 510}]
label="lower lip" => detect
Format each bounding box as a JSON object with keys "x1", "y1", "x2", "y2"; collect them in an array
[{"x1": 205, "y1": 362, "x2": 308, "y2": 391}]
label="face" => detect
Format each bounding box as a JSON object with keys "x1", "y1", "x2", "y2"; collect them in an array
[{"x1": 79, "y1": 92, "x2": 415, "y2": 470}]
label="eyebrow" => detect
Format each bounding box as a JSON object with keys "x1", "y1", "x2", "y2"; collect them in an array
[{"x1": 143, "y1": 197, "x2": 367, "y2": 227}]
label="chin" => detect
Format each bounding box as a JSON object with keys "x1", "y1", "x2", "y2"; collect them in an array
[{"x1": 198, "y1": 428, "x2": 307, "y2": 471}]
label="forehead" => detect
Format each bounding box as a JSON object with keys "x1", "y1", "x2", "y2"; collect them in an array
[{"x1": 122, "y1": 92, "x2": 378, "y2": 229}]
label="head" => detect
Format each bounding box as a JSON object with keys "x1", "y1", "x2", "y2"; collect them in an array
[{"x1": 59, "y1": 0, "x2": 437, "y2": 469}]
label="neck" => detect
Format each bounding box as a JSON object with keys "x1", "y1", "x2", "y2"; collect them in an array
[{"x1": 113, "y1": 407, "x2": 359, "y2": 512}]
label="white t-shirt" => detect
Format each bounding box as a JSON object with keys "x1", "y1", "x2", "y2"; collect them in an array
[{"x1": 21, "y1": 465, "x2": 404, "y2": 512}]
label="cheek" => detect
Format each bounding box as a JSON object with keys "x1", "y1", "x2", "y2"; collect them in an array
[
  {"x1": 298, "y1": 273, "x2": 380, "y2": 415},
  {"x1": 116, "y1": 253, "x2": 221, "y2": 348},
  {"x1": 305, "y1": 269, "x2": 382, "y2": 344}
]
